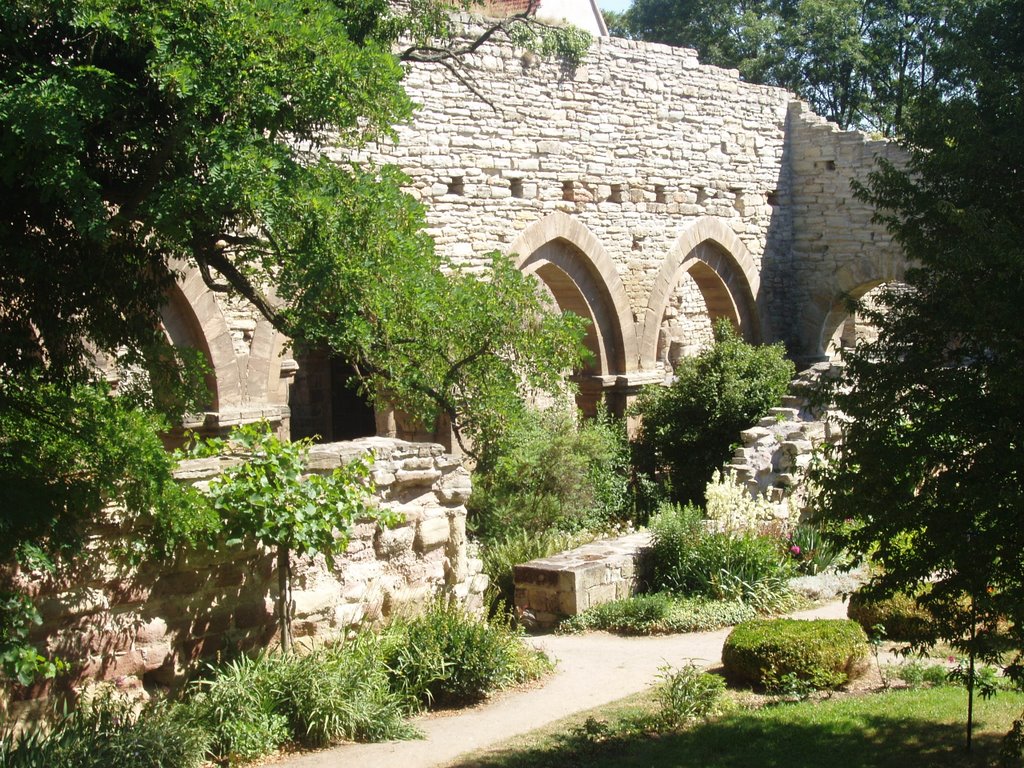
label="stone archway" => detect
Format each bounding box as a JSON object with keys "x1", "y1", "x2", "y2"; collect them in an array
[
  {"x1": 639, "y1": 218, "x2": 762, "y2": 370},
  {"x1": 162, "y1": 262, "x2": 295, "y2": 438},
  {"x1": 819, "y1": 280, "x2": 908, "y2": 360},
  {"x1": 508, "y1": 212, "x2": 640, "y2": 415},
  {"x1": 162, "y1": 261, "x2": 244, "y2": 412},
  {"x1": 804, "y1": 253, "x2": 907, "y2": 360}
]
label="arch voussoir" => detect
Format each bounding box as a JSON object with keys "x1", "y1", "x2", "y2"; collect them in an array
[{"x1": 639, "y1": 218, "x2": 762, "y2": 368}]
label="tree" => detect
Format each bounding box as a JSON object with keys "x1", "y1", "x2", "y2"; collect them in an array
[
  {"x1": 813, "y1": 0, "x2": 1024, "y2": 749},
  {"x1": 0, "y1": 0, "x2": 588, "y2": 452},
  {"x1": 632, "y1": 320, "x2": 794, "y2": 507},
  {"x1": 191, "y1": 423, "x2": 391, "y2": 652},
  {"x1": 0, "y1": 0, "x2": 589, "y2": 679},
  {"x1": 622, "y1": 0, "x2": 786, "y2": 85}
]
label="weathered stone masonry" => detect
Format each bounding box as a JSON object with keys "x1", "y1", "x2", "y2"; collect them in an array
[
  {"x1": 13, "y1": 28, "x2": 913, "y2": 707},
  {"x1": 6, "y1": 439, "x2": 484, "y2": 719},
  {"x1": 158, "y1": 30, "x2": 909, "y2": 442},
  {"x1": 354, "y1": 34, "x2": 908, "y2": 394}
]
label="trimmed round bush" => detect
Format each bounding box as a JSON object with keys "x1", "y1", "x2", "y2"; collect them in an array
[
  {"x1": 722, "y1": 618, "x2": 869, "y2": 690},
  {"x1": 847, "y1": 589, "x2": 934, "y2": 642}
]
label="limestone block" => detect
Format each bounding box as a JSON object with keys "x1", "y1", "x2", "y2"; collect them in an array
[
  {"x1": 394, "y1": 468, "x2": 442, "y2": 487},
  {"x1": 415, "y1": 516, "x2": 451, "y2": 552},
  {"x1": 585, "y1": 583, "x2": 618, "y2": 609},
  {"x1": 291, "y1": 586, "x2": 343, "y2": 620},
  {"x1": 438, "y1": 467, "x2": 473, "y2": 504},
  {"x1": 39, "y1": 588, "x2": 110, "y2": 622},
  {"x1": 557, "y1": 590, "x2": 580, "y2": 615},
  {"x1": 134, "y1": 617, "x2": 168, "y2": 647},
  {"x1": 469, "y1": 572, "x2": 489, "y2": 595},
  {"x1": 333, "y1": 602, "x2": 365, "y2": 629},
  {"x1": 383, "y1": 584, "x2": 435, "y2": 616},
  {"x1": 375, "y1": 525, "x2": 415, "y2": 559}
]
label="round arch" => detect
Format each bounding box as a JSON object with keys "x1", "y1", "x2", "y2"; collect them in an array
[
  {"x1": 639, "y1": 218, "x2": 762, "y2": 368},
  {"x1": 508, "y1": 212, "x2": 640, "y2": 374},
  {"x1": 804, "y1": 253, "x2": 907, "y2": 360}
]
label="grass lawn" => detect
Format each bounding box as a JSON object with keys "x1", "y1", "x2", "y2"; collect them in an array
[{"x1": 450, "y1": 686, "x2": 1024, "y2": 768}]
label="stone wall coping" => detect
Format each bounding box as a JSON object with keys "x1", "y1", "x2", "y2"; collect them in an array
[{"x1": 518, "y1": 531, "x2": 651, "y2": 572}]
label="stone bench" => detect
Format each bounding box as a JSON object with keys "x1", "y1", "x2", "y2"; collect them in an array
[{"x1": 513, "y1": 532, "x2": 652, "y2": 628}]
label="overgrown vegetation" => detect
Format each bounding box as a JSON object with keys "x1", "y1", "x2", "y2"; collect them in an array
[
  {"x1": 631, "y1": 320, "x2": 793, "y2": 507},
  {"x1": 848, "y1": 588, "x2": 935, "y2": 644},
  {"x1": 469, "y1": 408, "x2": 631, "y2": 541},
  {"x1": 469, "y1": 406, "x2": 631, "y2": 615},
  {"x1": 182, "y1": 423, "x2": 390, "y2": 651},
  {"x1": 0, "y1": 600, "x2": 547, "y2": 767},
  {"x1": 812, "y1": 1, "x2": 1024, "y2": 750},
  {"x1": 383, "y1": 599, "x2": 552, "y2": 710},
  {"x1": 0, "y1": 689, "x2": 207, "y2": 768},
  {"x1": 0, "y1": 0, "x2": 591, "y2": 684},
  {"x1": 558, "y1": 594, "x2": 757, "y2": 635},
  {"x1": 648, "y1": 502, "x2": 795, "y2": 612},
  {"x1": 482, "y1": 529, "x2": 595, "y2": 612}
]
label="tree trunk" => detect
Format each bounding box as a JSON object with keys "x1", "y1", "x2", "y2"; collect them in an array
[{"x1": 277, "y1": 544, "x2": 293, "y2": 653}]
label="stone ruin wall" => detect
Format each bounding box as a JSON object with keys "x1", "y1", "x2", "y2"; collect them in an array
[
  {"x1": 352, "y1": 35, "x2": 793, "y2": 356},
  {"x1": 347, "y1": 32, "x2": 907, "y2": 366},
  {"x1": 727, "y1": 361, "x2": 846, "y2": 507},
  {"x1": 166, "y1": 30, "x2": 912, "y2": 445},
  {"x1": 10, "y1": 25, "x2": 914, "y2": 718},
  {"x1": 4, "y1": 439, "x2": 483, "y2": 721}
]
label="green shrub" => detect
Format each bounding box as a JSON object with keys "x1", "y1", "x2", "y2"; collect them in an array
[
  {"x1": 383, "y1": 599, "x2": 550, "y2": 709},
  {"x1": 558, "y1": 593, "x2": 757, "y2": 635},
  {"x1": 272, "y1": 636, "x2": 415, "y2": 746},
  {"x1": 655, "y1": 664, "x2": 726, "y2": 726},
  {"x1": 631, "y1": 320, "x2": 794, "y2": 506},
  {"x1": 481, "y1": 528, "x2": 593, "y2": 612},
  {"x1": 649, "y1": 503, "x2": 793, "y2": 610},
  {"x1": 892, "y1": 660, "x2": 952, "y2": 689},
  {"x1": 788, "y1": 523, "x2": 844, "y2": 575},
  {"x1": 722, "y1": 618, "x2": 869, "y2": 690},
  {"x1": 848, "y1": 588, "x2": 934, "y2": 643},
  {"x1": 469, "y1": 408, "x2": 631, "y2": 539},
  {"x1": 184, "y1": 653, "x2": 290, "y2": 765},
  {"x1": 0, "y1": 694, "x2": 207, "y2": 768},
  {"x1": 648, "y1": 501, "x2": 706, "y2": 591}
]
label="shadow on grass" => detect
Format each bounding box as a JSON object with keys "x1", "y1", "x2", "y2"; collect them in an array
[{"x1": 452, "y1": 702, "x2": 1010, "y2": 768}]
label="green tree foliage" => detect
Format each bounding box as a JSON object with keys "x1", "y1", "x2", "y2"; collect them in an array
[
  {"x1": 191, "y1": 422, "x2": 392, "y2": 651},
  {"x1": 616, "y1": 0, "x2": 963, "y2": 135},
  {"x1": 0, "y1": 0, "x2": 588, "y2": 454},
  {"x1": 0, "y1": 375, "x2": 207, "y2": 682},
  {"x1": 0, "y1": 0, "x2": 589, "y2": 679},
  {"x1": 468, "y1": 407, "x2": 631, "y2": 540},
  {"x1": 813, "y1": 0, "x2": 1024, "y2": 748},
  {"x1": 632, "y1": 320, "x2": 793, "y2": 506}
]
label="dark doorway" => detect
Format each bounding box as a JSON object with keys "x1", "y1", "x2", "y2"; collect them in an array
[{"x1": 290, "y1": 349, "x2": 376, "y2": 443}]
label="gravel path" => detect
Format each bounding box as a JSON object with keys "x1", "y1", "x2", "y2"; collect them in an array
[{"x1": 275, "y1": 600, "x2": 848, "y2": 768}]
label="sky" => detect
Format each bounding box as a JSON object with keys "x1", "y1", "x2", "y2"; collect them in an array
[{"x1": 597, "y1": 0, "x2": 631, "y2": 14}]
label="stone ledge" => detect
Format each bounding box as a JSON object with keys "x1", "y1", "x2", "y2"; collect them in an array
[{"x1": 513, "y1": 532, "x2": 652, "y2": 628}]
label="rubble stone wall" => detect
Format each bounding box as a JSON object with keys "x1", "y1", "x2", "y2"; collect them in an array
[{"x1": 7, "y1": 438, "x2": 482, "y2": 720}]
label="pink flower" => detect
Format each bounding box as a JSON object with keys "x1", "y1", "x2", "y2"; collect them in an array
[{"x1": 790, "y1": 545, "x2": 801, "y2": 555}]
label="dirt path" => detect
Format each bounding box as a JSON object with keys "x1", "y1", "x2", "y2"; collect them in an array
[{"x1": 274, "y1": 601, "x2": 848, "y2": 768}]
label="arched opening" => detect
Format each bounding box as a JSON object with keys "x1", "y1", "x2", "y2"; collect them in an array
[
  {"x1": 640, "y1": 219, "x2": 762, "y2": 371},
  {"x1": 289, "y1": 349, "x2": 377, "y2": 443},
  {"x1": 520, "y1": 239, "x2": 628, "y2": 416},
  {"x1": 160, "y1": 286, "x2": 218, "y2": 412},
  {"x1": 644, "y1": 238, "x2": 760, "y2": 374},
  {"x1": 821, "y1": 281, "x2": 908, "y2": 360}
]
